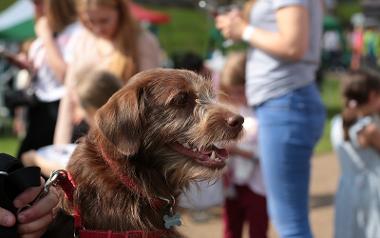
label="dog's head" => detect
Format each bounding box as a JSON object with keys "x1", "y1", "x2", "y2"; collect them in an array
[{"x1": 95, "y1": 68, "x2": 244, "y2": 184}]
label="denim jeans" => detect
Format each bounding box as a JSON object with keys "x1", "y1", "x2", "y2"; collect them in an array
[{"x1": 255, "y1": 83, "x2": 326, "y2": 238}]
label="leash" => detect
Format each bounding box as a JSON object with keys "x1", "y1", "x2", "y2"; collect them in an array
[{"x1": 41, "y1": 170, "x2": 81, "y2": 236}]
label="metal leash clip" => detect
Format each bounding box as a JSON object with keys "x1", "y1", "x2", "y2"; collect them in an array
[
  {"x1": 33, "y1": 170, "x2": 65, "y2": 202},
  {"x1": 18, "y1": 170, "x2": 66, "y2": 214}
]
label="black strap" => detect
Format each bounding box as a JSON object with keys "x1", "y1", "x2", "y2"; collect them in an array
[
  {"x1": 7, "y1": 167, "x2": 42, "y2": 201},
  {"x1": 0, "y1": 153, "x2": 41, "y2": 238}
]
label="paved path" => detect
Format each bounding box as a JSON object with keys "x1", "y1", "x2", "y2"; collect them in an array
[{"x1": 178, "y1": 153, "x2": 339, "y2": 238}]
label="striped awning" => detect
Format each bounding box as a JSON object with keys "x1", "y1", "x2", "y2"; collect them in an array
[{"x1": 0, "y1": 0, "x2": 35, "y2": 41}]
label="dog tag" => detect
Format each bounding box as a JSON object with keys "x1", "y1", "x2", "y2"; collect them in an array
[{"x1": 163, "y1": 212, "x2": 182, "y2": 229}]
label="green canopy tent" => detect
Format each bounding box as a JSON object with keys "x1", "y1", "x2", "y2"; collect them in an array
[{"x1": 0, "y1": 0, "x2": 35, "y2": 42}]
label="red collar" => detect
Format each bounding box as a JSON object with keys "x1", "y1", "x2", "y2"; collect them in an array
[
  {"x1": 51, "y1": 165, "x2": 171, "y2": 238},
  {"x1": 79, "y1": 230, "x2": 168, "y2": 238},
  {"x1": 99, "y1": 146, "x2": 173, "y2": 209}
]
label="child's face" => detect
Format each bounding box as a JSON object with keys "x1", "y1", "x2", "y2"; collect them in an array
[{"x1": 84, "y1": 5, "x2": 119, "y2": 40}]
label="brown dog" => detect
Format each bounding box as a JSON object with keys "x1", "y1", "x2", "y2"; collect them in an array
[{"x1": 65, "y1": 68, "x2": 244, "y2": 237}]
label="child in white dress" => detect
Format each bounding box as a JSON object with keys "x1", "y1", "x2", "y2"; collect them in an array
[{"x1": 335, "y1": 71, "x2": 380, "y2": 238}]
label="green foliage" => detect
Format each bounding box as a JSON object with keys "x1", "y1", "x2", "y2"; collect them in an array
[
  {"x1": 335, "y1": 2, "x2": 362, "y2": 26},
  {"x1": 154, "y1": 6, "x2": 212, "y2": 58},
  {"x1": 0, "y1": 0, "x2": 15, "y2": 11}
]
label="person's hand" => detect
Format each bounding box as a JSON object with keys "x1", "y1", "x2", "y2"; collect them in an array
[
  {"x1": 0, "y1": 178, "x2": 59, "y2": 238},
  {"x1": 0, "y1": 205, "x2": 16, "y2": 227},
  {"x1": 35, "y1": 17, "x2": 53, "y2": 40},
  {"x1": 216, "y1": 10, "x2": 248, "y2": 41},
  {"x1": 16, "y1": 178, "x2": 59, "y2": 238}
]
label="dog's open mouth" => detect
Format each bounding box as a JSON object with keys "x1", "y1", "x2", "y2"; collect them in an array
[{"x1": 170, "y1": 142, "x2": 228, "y2": 168}]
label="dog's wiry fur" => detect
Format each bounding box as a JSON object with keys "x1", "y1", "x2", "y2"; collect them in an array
[{"x1": 65, "y1": 68, "x2": 244, "y2": 237}]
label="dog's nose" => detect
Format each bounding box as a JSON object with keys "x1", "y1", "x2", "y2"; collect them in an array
[{"x1": 227, "y1": 115, "x2": 244, "y2": 128}]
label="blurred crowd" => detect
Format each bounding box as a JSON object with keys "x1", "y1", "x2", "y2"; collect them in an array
[{"x1": 0, "y1": 0, "x2": 380, "y2": 238}]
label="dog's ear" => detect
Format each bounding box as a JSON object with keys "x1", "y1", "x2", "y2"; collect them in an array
[{"x1": 95, "y1": 86, "x2": 144, "y2": 156}]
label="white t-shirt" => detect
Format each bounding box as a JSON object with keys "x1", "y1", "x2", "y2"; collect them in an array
[
  {"x1": 29, "y1": 22, "x2": 81, "y2": 102},
  {"x1": 246, "y1": 0, "x2": 323, "y2": 106},
  {"x1": 323, "y1": 30, "x2": 342, "y2": 51}
]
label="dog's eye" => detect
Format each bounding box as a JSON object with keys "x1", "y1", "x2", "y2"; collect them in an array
[{"x1": 173, "y1": 93, "x2": 190, "y2": 106}]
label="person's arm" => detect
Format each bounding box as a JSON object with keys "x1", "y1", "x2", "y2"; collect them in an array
[
  {"x1": 216, "y1": 5, "x2": 309, "y2": 61},
  {"x1": 0, "y1": 178, "x2": 59, "y2": 238},
  {"x1": 21, "y1": 151, "x2": 64, "y2": 178},
  {"x1": 54, "y1": 67, "x2": 80, "y2": 145},
  {"x1": 35, "y1": 17, "x2": 67, "y2": 82},
  {"x1": 0, "y1": 51, "x2": 32, "y2": 70},
  {"x1": 12, "y1": 107, "x2": 26, "y2": 138},
  {"x1": 54, "y1": 91, "x2": 75, "y2": 145}
]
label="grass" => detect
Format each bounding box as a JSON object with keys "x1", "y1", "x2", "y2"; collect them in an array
[
  {"x1": 0, "y1": 135, "x2": 19, "y2": 156},
  {"x1": 315, "y1": 73, "x2": 343, "y2": 154},
  {"x1": 0, "y1": 116, "x2": 19, "y2": 156},
  {"x1": 154, "y1": 6, "x2": 212, "y2": 57}
]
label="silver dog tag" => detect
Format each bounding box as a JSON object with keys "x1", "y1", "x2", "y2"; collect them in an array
[{"x1": 163, "y1": 212, "x2": 182, "y2": 229}]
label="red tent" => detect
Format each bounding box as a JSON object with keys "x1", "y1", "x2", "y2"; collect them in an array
[{"x1": 129, "y1": 2, "x2": 170, "y2": 25}]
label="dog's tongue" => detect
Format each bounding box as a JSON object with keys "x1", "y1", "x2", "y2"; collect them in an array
[{"x1": 170, "y1": 143, "x2": 228, "y2": 161}]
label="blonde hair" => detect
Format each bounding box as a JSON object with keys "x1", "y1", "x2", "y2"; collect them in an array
[
  {"x1": 76, "y1": 0, "x2": 140, "y2": 82},
  {"x1": 44, "y1": 0, "x2": 77, "y2": 33},
  {"x1": 75, "y1": 70, "x2": 123, "y2": 110},
  {"x1": 219, "y1": 51, "x2": 247, "y2": 92}
]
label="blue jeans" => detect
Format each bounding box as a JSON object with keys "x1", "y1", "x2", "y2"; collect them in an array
[{"x1": 255, "y1": 83, "x2": 326, "y2": 238}]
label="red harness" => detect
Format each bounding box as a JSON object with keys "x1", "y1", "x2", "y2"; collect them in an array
[{"x1": 52, "y1": 148, "x2": 173, "y2": 238}]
